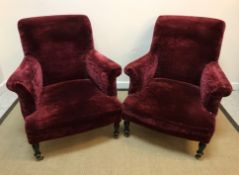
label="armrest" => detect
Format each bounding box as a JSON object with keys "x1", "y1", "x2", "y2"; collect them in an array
[
  {"x1": 125, "y1": 52, "x2": 158, "y2": 94},
  {"x1": 6, "y1": 56, "x2": 43, "y2": 116},
  {"x1": 200, "y1": 61, "x2": 232, "y2": 113},
  {"x1": 86, "y1": 50, "x2": 121, "y2": 96}
]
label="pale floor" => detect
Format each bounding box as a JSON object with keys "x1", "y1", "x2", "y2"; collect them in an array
[
  {"x1": 221, "y1": 91, "x2": 239, "y2": 126},
  {"x1": 0, "y1": 91, "x2": 239, "y2": 175},
  {"x1": 0, "y1": 86, "x2": 17, "y2": 120}
]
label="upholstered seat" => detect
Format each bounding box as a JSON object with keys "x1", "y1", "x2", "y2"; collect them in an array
[
  {"x1": 25, "y1": 79, "x2": 121, "y2": 143},
  {"x1": 123, "y1": 78, "x2": 214, "y2": 143}
]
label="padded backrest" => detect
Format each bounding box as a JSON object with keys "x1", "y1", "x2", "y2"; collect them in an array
[
  {"x1": 18, "y1": 15, "x2": 94, "y2": 86},
  {"x1": 150, "y1": 16, "x2": 225, "y2": 85}
]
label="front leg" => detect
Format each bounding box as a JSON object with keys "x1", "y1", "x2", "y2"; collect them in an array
[
  {"x1": 195, "y1": 142, "x2": 207, "y2": 159},
  {"x1": 32, "y1": 143, "x2": 44, "y2": 161},
  {"x1": 113, "y1": 122, "x2": 120, "y2": 138},
  {"x1": 123, "y1": 120, "x2": 130, "y2": 137}
]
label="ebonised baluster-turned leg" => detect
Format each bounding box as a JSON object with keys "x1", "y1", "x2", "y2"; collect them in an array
[
  {"x1": 123, "y1": 120, "x2": 130, "y2": 137},
  {"x1": 195, "y1": 142, "x2": 207, "y2": 159},
  {"x1": 32, "y1": 143, "x2": 44, "y2": 161},
  {"x1": 113, "y1": 122, "x2": 120, "y2": 138}
]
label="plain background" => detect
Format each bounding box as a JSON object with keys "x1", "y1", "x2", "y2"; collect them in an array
[{"x1": 0, "y1": 0, "x2": 238, "y2": 89}]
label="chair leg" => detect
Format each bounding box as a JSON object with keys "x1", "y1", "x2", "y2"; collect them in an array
[
  {"x1": 113, "y1": 122, "x2": 120, "y2": 138},
  {"x1": 195, "y1": 142, "x2": 207, "y2": 159},
  {"x1": 32, "y1": 143, "x2": 44, "y2": 161},
  {"x1": 123, "y1": 120, "x2": 130, "y2": 137}
]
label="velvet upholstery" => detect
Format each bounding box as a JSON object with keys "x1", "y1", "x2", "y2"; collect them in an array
[
  {"x1": 7, "y1": 15, "x2": 122, "y2": 144},
  {"x1": 18, "y1": 15, "x2": 93, "y2": 86},
  {"x1": 123, "y1": 16, "x2": 232, "y2": 143}
]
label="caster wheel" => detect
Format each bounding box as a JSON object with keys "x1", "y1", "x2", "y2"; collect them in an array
[{"x1": 35, "y1": 154, "x2": 44, "y2": 161}]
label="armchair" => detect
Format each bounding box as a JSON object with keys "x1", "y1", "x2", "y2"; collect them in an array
[
  {"x1": 123, "y1": 16, "x2": 232, "y2": 159},
  {"x1": 7, "y1": 15, "x2": 122, "y2": 160}
]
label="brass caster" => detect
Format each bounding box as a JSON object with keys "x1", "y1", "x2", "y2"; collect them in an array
[{"x1": 35, "y1": 153, "x2": 44, "y2": 161}]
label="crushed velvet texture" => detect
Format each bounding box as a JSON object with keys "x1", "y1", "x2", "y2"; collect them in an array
[
  {"x1": 7, "y1": 56, "x2": 42, "y2": 116},
  {"x1": 125, "y1": 53, "x2": 158, "y2": 93},
  {"x1": 86, "y1": 50, "x2": 121, "y2": 96},
  {"x1": 124, "y1": 78, "x2": 215, "y2": 143},
  {"x1": 7, "y1": 15, "x2": 122, "y2": 144},
  {"x1": 151, "y1": 15, "x2": 226, "y2": 85},
  {"x1": 25, "y1": 79, "x2": 121, "y2": 143},
  {"x1": 18, "y1": 15, "x2": 93, "y2": 86},
  {"x1": 200, "y1": 61, "x2": 232, "y2": 113},
  {"x1": 123, "y1": 16, "x2": 232, "y2": 143}
]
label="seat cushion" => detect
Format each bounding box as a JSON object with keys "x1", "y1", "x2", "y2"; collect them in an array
[
  {"x1": 123, "y1": 78, "x2": 215, "y2": 143},
  {"x1": 25, "y1": 79, "x2": 121, "y2": 143}
]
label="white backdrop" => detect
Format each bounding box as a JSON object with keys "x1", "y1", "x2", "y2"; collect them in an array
[{"x1": 0, "y1": 0, "x2": 238, "y2": 89}]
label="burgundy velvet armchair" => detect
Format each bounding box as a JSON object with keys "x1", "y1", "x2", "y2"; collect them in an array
[
  {"x1": 123, "y1": 16, "x2": 232, "y2": 159},
  {"x1": 7, "y1": 15, "x2": 122, "y2": 160}
]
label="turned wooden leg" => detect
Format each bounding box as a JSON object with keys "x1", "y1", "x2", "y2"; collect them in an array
[
  {"x1": 113, "y1": 122, "x2": 120, "y2": 138},
  {"x1": 32, "y1": 143, "x2": 44, "y2": 161},
  {"x1": 123, "y1": 120, "x2": 130, "y2": 137},
  {"x1": 195, "y1": 142, "x2": 207, "y2": 159}
]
